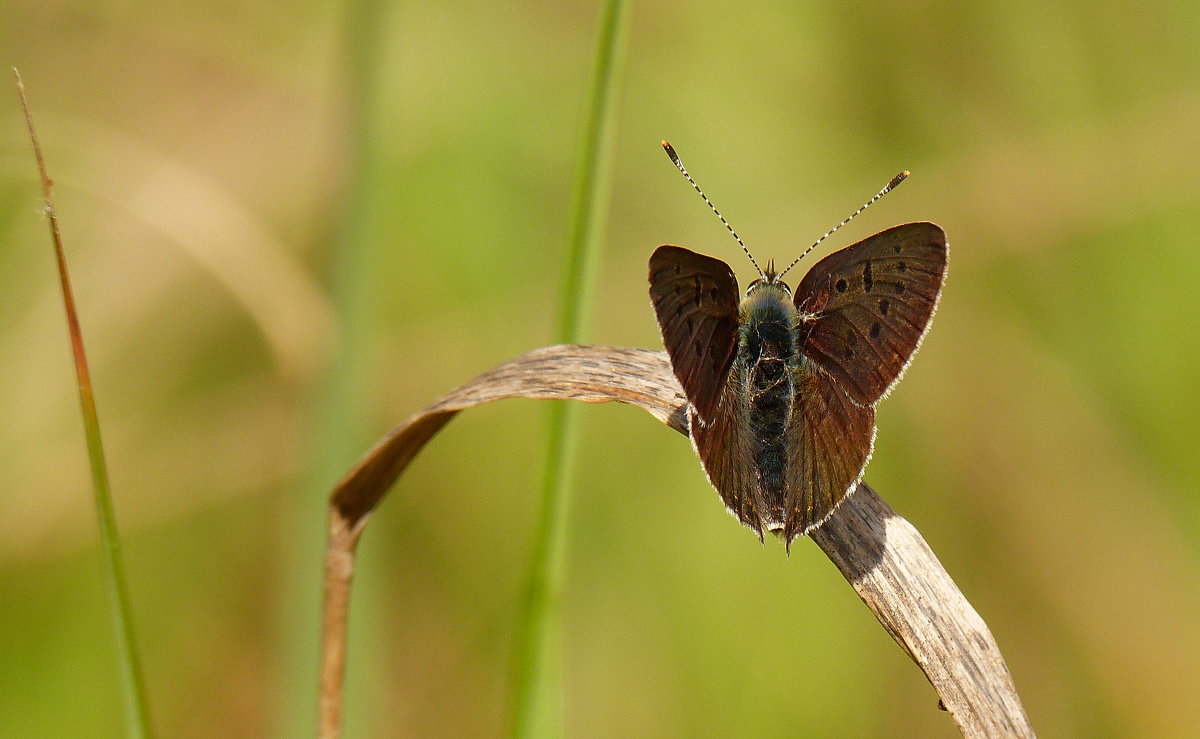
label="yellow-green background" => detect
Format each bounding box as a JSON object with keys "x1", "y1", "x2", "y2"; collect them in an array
[{"x1": 3, "y1": 1, "x2": 1199, "y2": 736}]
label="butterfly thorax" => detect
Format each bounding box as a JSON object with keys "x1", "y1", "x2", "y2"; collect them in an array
[{"x1": 737, "y1": 281, "x2": 800, "y2": 521}]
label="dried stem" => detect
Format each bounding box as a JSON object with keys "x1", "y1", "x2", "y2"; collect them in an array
[{"x1": 319, "y1": 344, "x2": 1033, "y2": 738}]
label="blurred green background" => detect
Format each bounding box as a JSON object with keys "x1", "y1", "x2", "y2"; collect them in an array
[{"x1": 3, "y1": 0, "x2": 1200, "y2": 736}]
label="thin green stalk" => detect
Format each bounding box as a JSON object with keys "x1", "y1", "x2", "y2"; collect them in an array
[
  {"x1": 509, "y1": 1, "x2": 630, "y2": 735},
  {"x1": 279, "y1": 0, "x2": 388, "y2": 734},
  {"x1": 14, "y1": 69, "x2": 153, "y2": 738}
]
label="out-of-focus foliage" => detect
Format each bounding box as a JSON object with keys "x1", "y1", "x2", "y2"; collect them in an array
[{"x1": 2, "y1": 1, "x2": 1198, "y2": 736}]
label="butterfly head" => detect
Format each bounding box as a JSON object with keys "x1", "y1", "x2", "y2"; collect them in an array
[{"x1": 745, "y1": 259, "x2": 792, "y2": 298}]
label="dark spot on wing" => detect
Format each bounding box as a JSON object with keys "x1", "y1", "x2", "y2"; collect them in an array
[
  {"x1": 835, "y1": 278, "x2": 848, "y2": 293},
  {"x1": 894, "y1": 282, "x2": 906, "y2": 294},
  {"x1": 897, "y1": 261, "x2": 907, "y2": 272},
  {"x1": 878, "y1": 298, "x2": 890, "y2": 315},
  {"x1": 863, "y1": 261, "x2": 874, "y2": 292},
  {"x1": 870, "y1": 321, "x2": 882, "y2": 338}
]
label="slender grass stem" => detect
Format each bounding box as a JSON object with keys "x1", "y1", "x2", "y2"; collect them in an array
[
  {"x1": 508, "y1": 1, "x2": 630, "y2": 735},
  {"x1": 14, "y1": 68, "x2": 153, "y2": 738},
  {"x1": 286, "y1": 0, "x2": 389, "y2": 734}
]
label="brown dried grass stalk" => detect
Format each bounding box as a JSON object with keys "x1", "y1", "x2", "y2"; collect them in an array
[{"x1": 319, "y1": 344, "x2": 1033, "y2": 738}]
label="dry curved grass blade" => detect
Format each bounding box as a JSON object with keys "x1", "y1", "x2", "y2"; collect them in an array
[{"x1": 319, "y1": 344, "x2": 1034, "y2": 738}]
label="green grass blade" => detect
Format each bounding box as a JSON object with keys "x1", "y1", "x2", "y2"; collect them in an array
[
  {"x1": 277, "y1": 0, "x2": 390, "y2": 734},
  {"x1": 14, "y1": 69, "x2": 153, "y2": 738},
  {"x1": 508, "y1": 0, "x2": 631, "y2": 735}
]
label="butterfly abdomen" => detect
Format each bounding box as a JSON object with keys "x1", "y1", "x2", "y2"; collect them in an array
[{"x1": 739, "y1": 284, "x2": 800, "y2": 525}]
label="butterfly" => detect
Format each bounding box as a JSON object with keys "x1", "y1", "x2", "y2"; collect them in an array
[{"x1": 649, "y1": 143, "x2": 948, "y2": 547}]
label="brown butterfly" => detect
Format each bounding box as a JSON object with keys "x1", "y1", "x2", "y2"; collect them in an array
[{"x1": 649, "y1": 143, "x2": 948, "y2": 547}]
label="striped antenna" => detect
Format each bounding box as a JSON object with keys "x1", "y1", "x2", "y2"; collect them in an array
[
  {"x1": 776, "y1": 170, "x2": 909, "y2": 280},
  {"x1": 662, "y1": 141, "x2": 764, "y2": 279}
]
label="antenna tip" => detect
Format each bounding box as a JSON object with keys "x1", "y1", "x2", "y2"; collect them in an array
[
  {"x1": 661, "y1": 141, "x2": 683, "y2": 168},
  {"x1": 888, "y1": 170, "x2": 910, "y2": 190}
]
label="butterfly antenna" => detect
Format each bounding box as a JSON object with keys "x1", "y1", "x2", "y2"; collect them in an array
[
  {"x1": 776, "y1": 170, "x2": 909, "y2": 280},
  {"x1": 662, "y1": 141, "x2": 764, "y2": 279}
]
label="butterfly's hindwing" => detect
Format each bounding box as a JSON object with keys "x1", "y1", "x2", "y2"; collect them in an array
[
  {"x1": 795, "y1": 222, "x2": 947, "y2": 406},
  {"x1": 687, "y1": 361, "x2": 770, "y2": 539},
  {"x1": 649, "y1": 245, "x2": 741, "y2": 423},
  {"x1": 783, "y1": 364, "x2": 876, "y2": 542}
]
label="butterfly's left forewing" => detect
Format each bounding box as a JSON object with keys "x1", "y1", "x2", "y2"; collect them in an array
[{"x1": 648, "y1": 245, "x2": 741, "y2": 424}]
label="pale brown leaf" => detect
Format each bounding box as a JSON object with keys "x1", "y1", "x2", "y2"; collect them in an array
[{"x1": 321, "y1": 344, "x2": 1034, "y2": 738}]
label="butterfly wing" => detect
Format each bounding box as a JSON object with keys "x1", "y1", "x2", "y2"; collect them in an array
[
  {"x1": 648, "y1": 245, "x2": 741, "y2": 423},
  {"x1": 688, "y1": 363, "x2": 771, "y2": 539},
  {"x1": 794, "y1": 222, "x2": 947, "y2": 406},
  {"x1": 782, "y1": 365, "x2": 876, "y2": 544}
]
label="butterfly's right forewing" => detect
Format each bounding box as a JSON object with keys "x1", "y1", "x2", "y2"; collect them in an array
[
  {"x1": 649, "y1": 245, "x2": 741, "y2": 424},
  {"x1": 795, "y1": 222, "x2": 947, "y2": 406}
]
